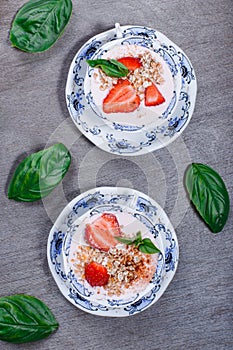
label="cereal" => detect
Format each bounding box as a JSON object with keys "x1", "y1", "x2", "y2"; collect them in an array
[
  {"x1": 95, "y1": 49, "x2": 165, "y2": 95},
  {"x1": 72, "y1": 243, "x2": 156, "y2": 297}
]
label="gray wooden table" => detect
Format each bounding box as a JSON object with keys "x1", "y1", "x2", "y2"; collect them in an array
[{"x1": 0, "y1": 1, "x2": 232, "y2": 349}]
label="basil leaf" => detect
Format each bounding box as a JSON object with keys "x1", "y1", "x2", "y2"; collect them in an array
[
  {"x1": 10, "y1": 0, "x2": 72, "y2": 53},
  {"x1": 86, "y1": 59, "x2": 129, "y2": 77},
  {"x1": 8, "y1": 143, "x2": 71, "y2": 202},
  {"x1": 185, "y1": 163, "x2": 230, "y2": 233},
  {"x1": 134, "y1": 231, "x2": 142, "y2": 246},
  {"x1": 114, "y1": 236, "x2": 135, "y2": 245},
  {"x1": 138, "y1": 238, "x2": 161, "y2": 254},
  {"x1": 0, "y1": 294, "x2": 59, "y2": 343},
  {"x1": 116, "y1": 233, "x2": 160, "y2": 254}
]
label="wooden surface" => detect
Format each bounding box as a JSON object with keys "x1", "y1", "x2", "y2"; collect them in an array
[{"x1": 0, "y1": 0, "x2": 232, "y2": 349}]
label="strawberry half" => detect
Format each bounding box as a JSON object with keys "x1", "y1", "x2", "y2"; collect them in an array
[
  {"x1": 145, "y1": 83, "x2": 165, "y2": 106},
  {"x1": 85, "y1": 213, "x2": 121, "y2": 251},
  {"x1": 103, "y1": 79, "x2": 140, "y2": 114},
  {"x1": 85, "y1": 261, "x2": 109, "y2": 287},
  {"x1": 117, "y1": 57, "x2": 142, "y2": 71}
]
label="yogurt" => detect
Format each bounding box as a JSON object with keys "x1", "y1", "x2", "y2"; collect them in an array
[
  {"x1": 66, "y1": 211, "x2": 162, "y2": 306},
  {"x1": 88, "y1": 44, "x2": 175, "y2": 127}
]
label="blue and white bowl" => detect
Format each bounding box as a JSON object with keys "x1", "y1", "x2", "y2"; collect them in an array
[
  {"x1": 66, "y1": 24, "x2": 197, "y2": 155},
  {"x1": 61, "y1": 207, "x2": 165, "y2": 308},
  {"x1": 47, "y1": 187, "x2": 179, "y2": 317},
  {"x1": 84, "y1": 35, "x2": 182, "y2": 129}
]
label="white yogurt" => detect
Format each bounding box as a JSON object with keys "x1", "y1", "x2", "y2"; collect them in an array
[
  {"x1": 66, "y1": 211, "x2": 163, "y2": 306},
  {"x1": 88, "y1": 44, "x2": 175, "y2": 127}
]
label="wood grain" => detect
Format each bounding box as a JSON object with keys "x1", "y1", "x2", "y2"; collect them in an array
[{"x1": 0, "y1": 0, "x2": 232, "y2": 349}]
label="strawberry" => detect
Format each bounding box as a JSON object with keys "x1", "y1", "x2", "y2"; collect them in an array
[
  {"x1": 103, "y1": 79, "x2": 140, "y2": 113},
  {"x1": 117, "y1": 57, "x2": 142, "y2": 71},
  {"x1": 85, "y1": 213, "x2": 121, "y2": 251},
  {"x1": 144, "y1": 83, "x2": 165, "y2": 107},
  {"x1": 85, "y1": 261, "x2": 109, "y2": 287}
]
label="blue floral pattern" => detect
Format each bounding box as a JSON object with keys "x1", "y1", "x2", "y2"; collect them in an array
[
  {"x1": 66, "y1": 25, "x2": 196, "y2": 155},
  {"x1": 50, "y1": 231, "x2": 67, "y2": 281},
  {"x1": 47, "y1": 187, "x2": 179, "y2": 317}
]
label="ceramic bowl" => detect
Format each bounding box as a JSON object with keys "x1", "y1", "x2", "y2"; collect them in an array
[
  {"x1": 84, "y1": 35, "x2": 182, "y2": 129},
  {"x1": 61, "y1": 208, "x2": 165, "y2": 308},
  {"x1": 66, "y1": 24, "x2": 197, "y2": 155},
  {"x1": 48, "y1": 187, "x2": 179, "y2": 316}
]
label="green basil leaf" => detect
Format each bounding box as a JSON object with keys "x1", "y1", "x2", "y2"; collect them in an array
[
  {"x1": 109, "y1": 59, "x2": 130, "y2": 73},
  {"x1": 0, "y1": 294, "x2": 59, "y2": 343},
  {"x1": 86, "y1": 59, "x2": 129, "y2": 77},
  {"x1": 138, "y1": 238, "x2": 161, "y2": 254},
  {"x1": 10, "y1": 0, "x2": 72, "y2": 53},
  {"x1": 133, "y1": 231, "x2": 142, "y2": 246},
  {"x1": 185, "y1": 163, "x2": 230, "y2": 233},
  {"x1": 114, "y1": 236, "x2": 135, "y2": 245},
  {"x1": 8, "y1": 143, "x2": 71, "y2": 202}
]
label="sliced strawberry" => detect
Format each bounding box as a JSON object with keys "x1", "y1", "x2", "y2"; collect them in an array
[
  {"x1": 103, "y1": 79, "x2": 140, "y2": 113},
  {"x1": 145, "y1": 83, "x2": 165, "y2": 107},
  {"x1": 85, "y1": 261, "x2": 109, "y2": 287},
  {"x1": 117, "y1": 57, "x2": 142, "y2": 71},
  {"x1": 85, "y1": 213, "x2": 121, "y2": 251}
]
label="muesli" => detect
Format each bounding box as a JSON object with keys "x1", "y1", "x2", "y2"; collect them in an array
[
  {"x1": 88, "y1": 44, "x2": 174, "y2": 125},
  {"x1": 69, "y1": 212, "x2": 159, "y2": 299}
]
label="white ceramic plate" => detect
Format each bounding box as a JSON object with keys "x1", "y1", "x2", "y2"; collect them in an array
[
  {"x1": 47, "y1": 187, "x2": 179, "y2": 317},
  {"x1": 66, "y1": 24, "x2": 197, "y2": 155}
]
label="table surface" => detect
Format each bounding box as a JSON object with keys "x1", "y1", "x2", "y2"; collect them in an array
[{"x1": 1, "y1": 1, "x2": 232, "y2": 349}]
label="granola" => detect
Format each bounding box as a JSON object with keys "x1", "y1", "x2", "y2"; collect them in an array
[
  {"x1": 96, "y1": 48, "x2": 165, "y2": 102},
  {"x1": 71, "y1": 242, "x2": 157, "y2": 297}
]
